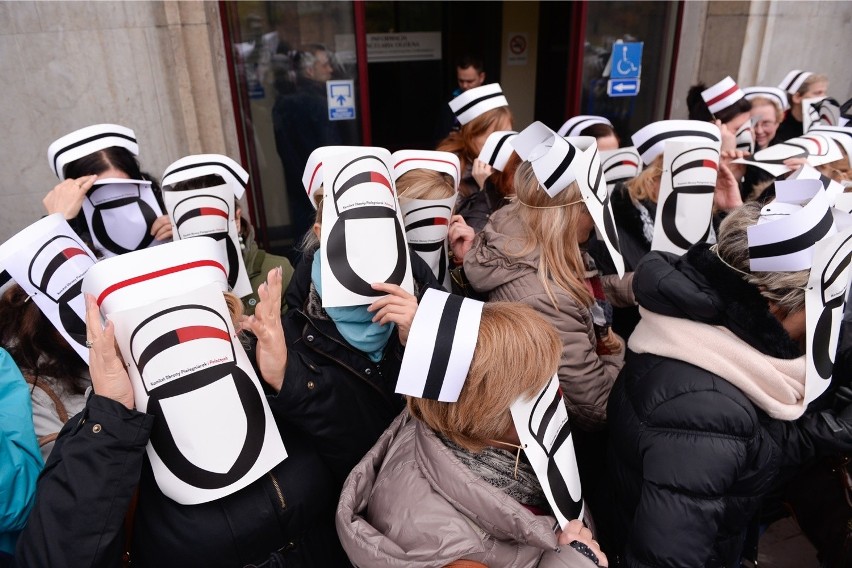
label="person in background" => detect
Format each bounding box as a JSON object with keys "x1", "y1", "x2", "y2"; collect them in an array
[
  {"x1": 436, "y1": 54, "x2": 487, "y2": 142},
  {"x1": 0, "y1": 348, "x2": 42, "y2": 568},
  {"x1": 557, "y1": 115, "x2": 620, "y2": 151},
  {"x1": 772, "y1": 70, "x2": 829, "y2": 144}
]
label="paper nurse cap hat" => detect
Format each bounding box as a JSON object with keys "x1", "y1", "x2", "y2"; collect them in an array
[
  {"x1": 162, "y1": 154, "x2": 249, "y2": 200},
  {"x1": 48, "y1": 123, "x2": 138, "y2": 179},
  {"x1": 449, "y1": 83, "x2": 509, "y2": 125}
]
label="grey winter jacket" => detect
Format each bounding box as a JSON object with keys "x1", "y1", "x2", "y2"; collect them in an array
[
  {"x1": 463, "y1": 204, "x2": 634, "y2": 430},
  {"x1": 336, "y1": 411, "x2": 598, "y2": 568}
]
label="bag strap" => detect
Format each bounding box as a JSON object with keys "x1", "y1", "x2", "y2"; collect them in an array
[{"x1": 23, "y1": 373, "x2": 69, "y2": 447}]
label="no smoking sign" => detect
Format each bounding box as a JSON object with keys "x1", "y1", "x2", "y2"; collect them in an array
[{"x1": 507, "y1": 32, "x2": 528, "y2": 66}]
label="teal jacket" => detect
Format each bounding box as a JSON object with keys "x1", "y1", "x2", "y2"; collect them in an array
[{"x1": 0, "y1": 348, "x2": 43, "y2": 557}]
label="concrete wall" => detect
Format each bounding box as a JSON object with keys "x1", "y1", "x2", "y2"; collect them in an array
[
  {"x1": 500, "y1": 1, "x2": 539, "y2": 130},
  {"x1": 671, "y1": 0, "x2": 852, "y2": 119},
  {"x1": 0, "y1": 1, "x2": 237, "y2": 242}
]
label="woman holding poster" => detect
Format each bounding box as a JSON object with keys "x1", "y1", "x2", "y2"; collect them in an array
[
  {"x1": 337, "y1": 297, "x2": 607, "y2": 567},
  {"x1": 607, "y1": 201, "x2": 852, "y2": 567}
]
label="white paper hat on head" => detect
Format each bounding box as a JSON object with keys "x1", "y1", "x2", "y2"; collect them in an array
[
  {"x1": 0, "y1": 214, "x2": 97, "y2": 362},
  {"x1": 742, "y1": 86, "x2": 790, "y2": 112},
  {"x1": 395, "y1": 288, "x2": 484, "y2": 402},
  {"x1": 48, "y1": 124, "x2": 138, "y2": 179},
  {"x1": 391, "y1": 150, "x2": 461, "y2": 190},
  {"x1": 600, "y1": 147, "x2": 642, "y2": 190},
  {"x1": 302, "y1": 146, "x2": 387, "y2": 209},
  {"x1": 477, "y1": 131, "x2": 518, "y2": 172},
  {"x1": 83, "y1": 237, "x2": 228, "y2": 316},
  {"x1": 162, "y1": 154, "x2": 248, "y2": 200},
  {"x1": 512, "y1": 121, "x2": 579, "y2": 197},
  {"x1": 701, "y1": 76, "x2": 746, "y2": 115},
  {"x1": 449, "y1": 83, "x2": 509, "y2": 125},
  {"x1": 631, "y1": 120, "x2": 721, "y2": 166},
  {"x1": 778, "y1": 70, "x2": 813, "y2": 95},
  {"x1": 557, "y1": 115, "x2": 613, "y2": 138},
  {"x1": 747, "y1": 187, "x2": 836, "y2": 272},
  {"x1": 807, "y1": 125, "x2": 852, "y2": 158}
]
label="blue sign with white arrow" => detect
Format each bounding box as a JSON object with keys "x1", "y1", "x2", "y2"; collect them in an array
[
  {"x1": 607, "y1": 78, "x2": 641, "y2": 98},
  {"x1": 327, "y1": 80, "x2": 356, "y2": 121}
]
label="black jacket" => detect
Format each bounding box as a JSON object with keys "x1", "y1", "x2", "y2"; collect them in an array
[
  {"x1": 278, "y1": 249, "x2": 442, "y2": 484},
  {"x1": 16, "y1": 394, "x2": 348, "y2": 567},
  {"x1": 607, "y1": 245, "x2": 852, "y2": 568}
]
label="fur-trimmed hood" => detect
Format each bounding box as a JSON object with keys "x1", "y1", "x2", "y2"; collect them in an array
[{"x1": 633, "y1": 243, "x2": 802, "y2": 359}]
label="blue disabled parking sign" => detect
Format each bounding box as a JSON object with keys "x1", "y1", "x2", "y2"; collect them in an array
[
  {"x1": 607, "y1": 41, "x2": 642, "y2": 97},
  {"x1": 327, "y1": 80, "x2": 356, "y2": 121}
]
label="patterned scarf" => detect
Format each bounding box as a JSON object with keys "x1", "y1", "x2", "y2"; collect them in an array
[{"x1": 439, "y1": 433, "x2": 549, "y2": 509}]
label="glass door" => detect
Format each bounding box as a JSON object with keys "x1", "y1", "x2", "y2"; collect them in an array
[{"x1": 223, "y1": 1, "x2": 364, "y2": 256}]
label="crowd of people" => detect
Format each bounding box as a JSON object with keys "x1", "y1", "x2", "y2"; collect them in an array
[{"x1": 1, "y1": 51, "x2": 851, "y2": 568}]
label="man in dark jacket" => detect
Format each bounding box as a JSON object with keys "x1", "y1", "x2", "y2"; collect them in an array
[{"x1": 607, "y1": 205, "x2": 852, "y2": 567}]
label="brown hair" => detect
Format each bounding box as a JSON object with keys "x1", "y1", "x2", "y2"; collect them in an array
[
  {"x1": 0, "y1": 285, "x2": 89, "y2": 393},
  {"x1": 625, "y1": 154, "x2": 663, "y2": 203},
  {"x1": 407, "y1": 302, "x2": 561, "y2": 452},
  {"x1": 437, "y1": 106, "x2": 514, "y2": 194},
  {"x1": 504, "y1": 161, "x2": 593, "y2": 309},
  {"x1": 396, "y1": 169, "x2": 455, "y2": 201}
]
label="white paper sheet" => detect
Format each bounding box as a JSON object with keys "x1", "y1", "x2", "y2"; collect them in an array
[
  {"x1": 0, "y1": 214, "x2": 95, "y2": 362},
  {"x1": 82, "y1": 178, "x2": 164, "y2": 258},
  {"x1": 804, "y1": 226, "x2": 852, "y2": 406},
  {"x1": 163, "y1": 184, "x2": 252, "y2": 298},
  {"x1": 400, "y1": 195, "x2": 456, "y2": 290},
  {"x1": 319, "y1": 148, "x2": 413, "y2": 307},
  {"x1": 651, "y1": 140, "x2": 720, "y2": 256},
  {"x1": 732, "y1": 134, "x2": 842, "y2": 177},
  {"x1": 510, "y1": 374, "x2": 584, "y2": 528},
  {"x1": 95, "y1": 282, "x2": 286, "y2": 504}
]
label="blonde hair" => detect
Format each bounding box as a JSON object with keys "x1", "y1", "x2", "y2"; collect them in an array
[
  {"x1": 716, "y1": 201, "x2": 808, "y2": 314},
  {"x1": 750, "y1": 96, "x2": 783, "y2": 123},
  {"x1": 300, "y1": 187, "x2": 325, "y2": 253},
  {"x1": 407, "y1": 302, "x2": 561, "y2": 452},
  {"x1": 505, "y1": 161, "x2": 593, "y2": 309},
  {"x1": 224, "y1": 291, "x2": 244, "y2": 326},
  {"x1": 396, "y1": 169, "x2": 455, "y2": 200},
  {"x1": 437, "y1": 106, "x2": 514, "y2": 195},
  {"x1": 794, "y1": 73, "x2": 829, "y2": 98},
  {"x1": 626, "y1": 154, "x2": 663, "y2": 203}
]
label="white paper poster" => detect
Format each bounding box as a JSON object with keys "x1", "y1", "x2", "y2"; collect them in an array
[
  {"x1": 0, "y1": 214, "x2": 95, "y2": 362},
  {"x1": 163, "y1": 184, "x2": 252, "y2": 298},
  {"x1": 652, "y1": 140, "x2": 720, "y2": 255},
  {"x1": 82, "y1": 178, "x2": 164, "y2": 258},
  {"x1": 320, "y1": 148, "x2": 413, "y2": 307},
  {"x1": 735, "y1": 120, "x2": 755, "y2": 155},
  {"x1": 85, "y1": 278, "x2": 287, "y2": 505},
  {"x1": 568, "y1": 136, "x2": 626, "y2": 277},
  {"x1": 400, "y1": 195, "x2": 456, "y2": 290},
  {"x1": 732, "y1": 133, "x2": 842, "y2": 177},
  {"x1": 511, "y1": 374, "x2": 584, "y2": 527},
  {"x1": 804, "y1": 227, "x2": 852, "y2": 406},
  {"x1": 600, "y1": 147, "x2": 642, "y2": 192}
]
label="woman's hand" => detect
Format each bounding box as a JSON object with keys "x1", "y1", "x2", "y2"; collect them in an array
[
  {"x1": 714, "y1": 161, "x2": 743, "y2": 212},
  {"x1": 448, "y1": 215, "x2": 475, "y2": 265},
  {"x1": 43, "y1": 175, "x2": 97, "y2": 219},
  {"x1": 558, "y1": 519, "x2": 608, "y2": 567},
  {"x1": 85, "y1": 294, "x2": 134, "y2": 410},
  {"x1": 783, "y1": 157, "x2": 808, "y2": 170},
  {"x1": 240, "y1": 267, "x2": 287, "y2": 392},
  {"x1": 150, "y1": 215, "x2": 173, "y2": 241},
  {"x1": 472, "y1": 158, "x2": 494, "y2": 190},
  {"x1": 716, "y1": 119, "x2": 737, "y2": 154},
  {"x1": 368, "y1": 283, "x2": 418, "y2": 345}
]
